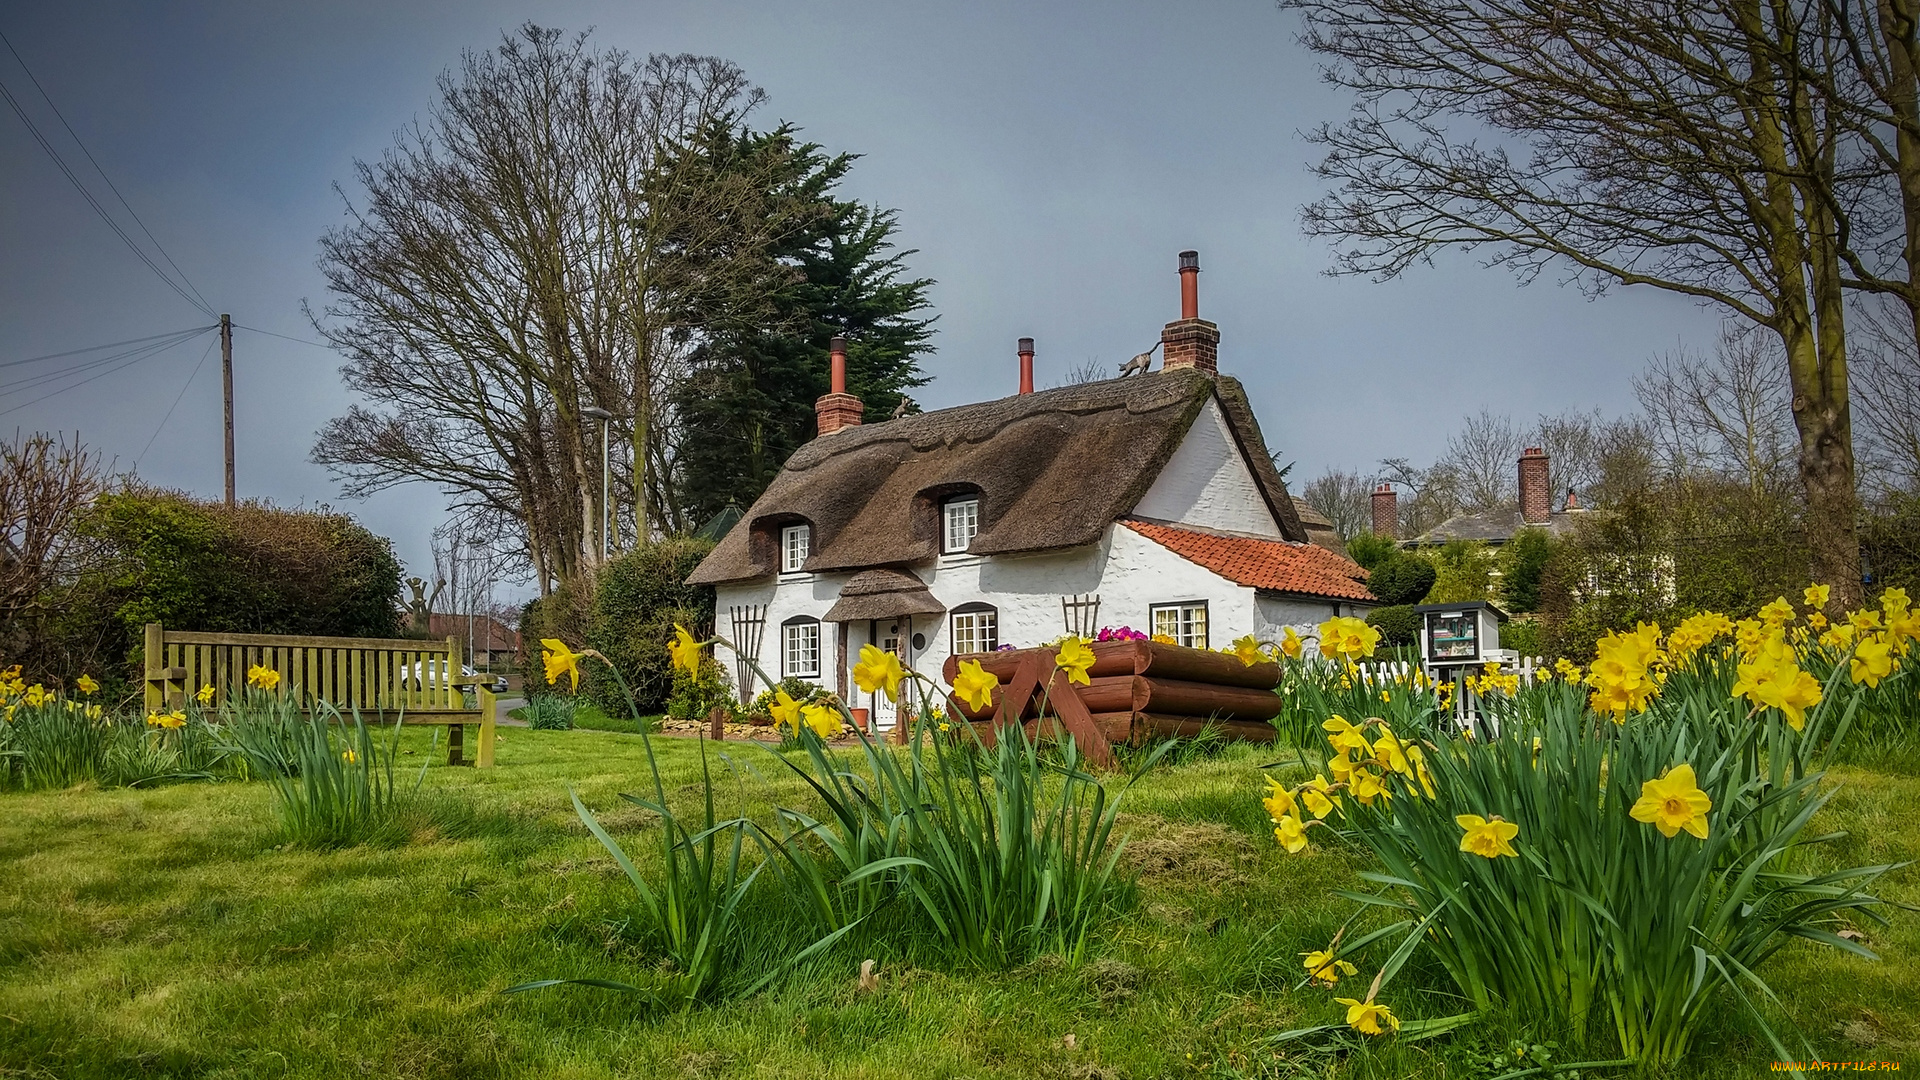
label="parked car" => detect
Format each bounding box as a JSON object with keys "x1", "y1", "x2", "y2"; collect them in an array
[{"x1": 403, "y1": 660, "x2": 510, "y2": 695}]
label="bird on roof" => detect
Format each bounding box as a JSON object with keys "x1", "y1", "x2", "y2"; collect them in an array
[
  {"x1": 1117, "y1": 343, "x2": 1158, "y2": 378},
  {"x1": 890, "y1": 396, "x2": 918, "y2": 420}
]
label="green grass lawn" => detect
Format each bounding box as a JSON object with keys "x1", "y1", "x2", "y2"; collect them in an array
[{"x1": 2, "y1": 728, "x2": 1915, "y2": 1079}]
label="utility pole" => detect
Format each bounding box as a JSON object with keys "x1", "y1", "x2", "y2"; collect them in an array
[
  {"x1": 582, "y1": 405, "x2": 615, "y2": 564},
  {"x1": 220, "y1": 313, "x2": 234, "y2": 506}
]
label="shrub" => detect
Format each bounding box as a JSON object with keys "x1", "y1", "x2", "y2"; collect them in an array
[
  {"x1": 1364, "y1": 605, "x2": 1418, "y2": 647},
  {"x1": 1425, "y1": 539, "x2": 1497, "y2": 603},
  {"x1": 256, "y1": 703, "x2": 429, "y2": 848},
  {"x1": 1366, "y1": 552, "x2": 1436, "y2": 606},
  {"x1": 1345, "y1": 532, "x2": 1397, "y2": 571},
  {"x1": 665, "y1": 658, "x2": 734, "y2": 726},
  {"x1": 73, "y1": 488, "x2": 401, "y2": 677},
  {"x1": 1497, "y1": 527, "x2": 1555, "y2": 613}
]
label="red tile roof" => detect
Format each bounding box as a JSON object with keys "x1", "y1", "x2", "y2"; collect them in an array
[{"x1": 1121, "y1": 519, "x2": 1376, "y2": 602}]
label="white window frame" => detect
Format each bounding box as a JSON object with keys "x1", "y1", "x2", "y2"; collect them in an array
[
  {"x1": 950, "y1": 606, "x2": 998, "y2": 655},
  {"x1": 1150, "y1": 601, "x2": 1210, "y2": 650},
  {"x1": 942, "y1": 498, "x2": 980, "y2": 554},
  {"x1": 782, "y1": 620, "x2": 821, "y2": 678},
  {"x1": 781, "y1": 524, "x2": 810, "y2": 574}
]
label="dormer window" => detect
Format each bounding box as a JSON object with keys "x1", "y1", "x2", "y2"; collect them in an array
[
  {"x1": 782, "y1": 524, "x2": 810, "y2": 573},
  {"x1": 942, "y1": 498, "x2": 980, "y2": 554}
]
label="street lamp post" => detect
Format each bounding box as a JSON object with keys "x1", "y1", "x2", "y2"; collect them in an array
[{"x1": 581, "y1": 406, "x2": 615, "y2": 564}]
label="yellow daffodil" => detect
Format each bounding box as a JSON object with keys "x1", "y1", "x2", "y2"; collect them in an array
[
  {"x1": 154, "y1": 710, "x2": 186, "y2": 729},
  {"x1": 951, "y1": 659, "x2": 998, "y2": 713},
  {"x1": 1852, "y1": 608, "x2": 1886, "y2": 633},
  {"x1": 854, "y1": 644, "x2": 906, "y2": 702},
  {"x1": 1372, "y1": 732, "x2": 1411, "y2": 776},
  {"x1": 802, "y1": 703, "x2": 842, "y2": 740},
  {"x1": 0, "y1": 665, "x2": 18, "y2": 682},
  {"x1": 1231, "y1": 634, "x2": 1263, "y2": 667},
  {"x1": 85, "y1": 703, "x2": 101, "y2": 720},
  {"x1": 1151, "y1": 633, "x2": 1176, "y2": 644},
  {"x1": 1630, "y1": 763, "x2": 1712, "y2": 839},
  {"x1": 1406, "y1": 745, "x2": 1437, "y2": 798},
  {"x1": 1456, "y1": 814, "x2": 1520, "y2": 858},
  {"x1": 1349, "y1": 767, "x2": 1389, "y2": 806},
  {"x1": 23, "y1": 684, "x2": 48, "y2": 707},
  {"x1": 541, "y1": 639, "x2": 583, "y2": 690},
  {"x1": 1588, "y1": 622, "x2": 1663, "y2": 719},
  {"x1": 668, "y1": 624, "x2": 704, "y2": 677},
  {"x1": 246, "y1": 665, "x2": 281, "y2": 691},
  {"x1": 196, "y1": 684, "x2": 216, "y2": 706},
  {"x1": 75, "y1": 674, "x2": 99, "y2": 695},
  {"x1": 1317, "y1": 616, "x2": 1381, "y2": 662},
  {"x1": 1323, "y1": 714, "x2": 1371, "y2": 756},
  {"x1": 1327, "y1": 747, "x2": 1356, "y2": 783},
  {"x1": 145, "y1": 710, "x2": 163, "y2": 727},
  {"x1": 1820, "y1": 623, "x2": 1856, "y2": 649},
  {"x1": 1805, "y1": 583, "x2": 1830, "y2": 611},
  {"x1": 1808, "y1": 612, "x2": 1828, "y2": 630},
  {"x1": 1262, "y1": 776, "x2": 1297, "y2": 822},
  {"x1": 1280, "y1": 626, "x2": 1303, "y2": 659},
  {"x1": 769, "y1": 690, "x2": 804, "y2": 733},
  {"x1": 1336, "y1": 997, "x2": 1400, "y2": 1036},
  {"x1": 1852, "y1": 636, "x2": 1894, "y2": 688},
  {"x1": 1759, "y1": 597, "x2": 1797, "y2": 628},
  {"x1": 1302, "y1": 949, "x2": 1357, "y2": 986},
  {"x1": 1054, "y1": 636, "x2": 1096, "y2": 685},
  {"x1": 1731, "y1": 635, "x2": 1823, "y2": 730},
  {"x1": 342, "y1": 749, "x2": 358, "y2": 764},
  {"x1": 1274, "y1": 814, "x2": 1309, "y2": 853},
  {"x1": 1300, "y1": 774, "x2": 1338, "y2": 819}
]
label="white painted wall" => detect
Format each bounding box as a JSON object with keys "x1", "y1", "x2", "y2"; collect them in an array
[{"x1": 1130, "y1": 397, "x2": 1283, "y2": 538}]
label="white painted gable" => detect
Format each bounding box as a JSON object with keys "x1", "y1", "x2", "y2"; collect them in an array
[{"x1": 1129, "y1": 396, "x2": 1283, "y2": 538}]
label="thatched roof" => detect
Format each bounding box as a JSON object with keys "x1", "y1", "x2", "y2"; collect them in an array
[
  {"x1": 688, "y1": 369, "x2": 1310, "y2": 586},
  {"x1": 822, "y1": 569, "x2": 948, "y2": 622}
]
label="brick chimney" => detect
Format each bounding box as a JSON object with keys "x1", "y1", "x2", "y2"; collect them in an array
[
  {"x1": 1519, "y1": 446, "x2": 1550, "y2": 524},
  {"x1": 815, "y1": 336, "x2": 863, "y2": 436},
  {"x1": 1018, "y1": 337, "x2": 1034, "y2": 394},
  {"x1": 1371, "y1": 483, "x2": 1398, "y2": 539},
  {"x1": 1160, "y1": 250, "x2": 1219, "y2": 375}
]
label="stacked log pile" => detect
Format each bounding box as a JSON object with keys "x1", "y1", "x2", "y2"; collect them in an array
[{"x1": 939, "y1": 638, "x2": 1282, "y2": 751}]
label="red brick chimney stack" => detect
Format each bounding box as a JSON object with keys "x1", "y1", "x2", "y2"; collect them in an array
[
  {"x1": 815, "y1": 336, "x2": 863, "y2": 436},
  {"x1": 1371, "y1": 483, "x2": 1398, "y2": 539},
  {"x1": 1160, "y1": 250, "x2": 1220, "y2": 375},
  {"x1": 1519, "y1": 447, "x2": 1551, "y2": 524},
  {"x1": 1018, "y1": 337, "x2": 1035, "y2": 395}
]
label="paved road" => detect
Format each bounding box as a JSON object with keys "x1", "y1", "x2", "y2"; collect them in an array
[{"x1": 495, "y1": 696, "x2": 527, "y2": 727}]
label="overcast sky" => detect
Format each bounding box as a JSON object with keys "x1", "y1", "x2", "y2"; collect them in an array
[{"x1": 1, "y1": 1, "x2": 1720, "y2": 594}]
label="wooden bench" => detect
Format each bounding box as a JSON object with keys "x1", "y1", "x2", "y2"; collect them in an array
[{"x1": 142, "y1": 623, "x2": 498, "y2": 767}]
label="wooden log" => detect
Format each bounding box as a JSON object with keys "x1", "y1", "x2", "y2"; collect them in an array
[
  {"x1": 1139, "y1": 713, "x2": 1279, "y2": 743},
  {"x1": 944, "y1": 639, "x2": 1279, "y2": 691}
]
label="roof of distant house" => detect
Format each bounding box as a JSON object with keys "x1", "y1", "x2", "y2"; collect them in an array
[
  {"x1": 688, "y1": 368, "x2": 1311, "y2": 585},
  {"x1": 1414, "y1": 507, "x2": 1586, "y2": 546},
  {"x1": 426, "y1": 613, "x2": 520, "y2": 649},
  {"x1": 1121, "y1": 519, "x2": 1376, "y2": 603}
]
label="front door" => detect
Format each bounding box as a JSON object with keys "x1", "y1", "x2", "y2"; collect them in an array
[{"x1": 867, "y1": 618, "x2": 911, "y2": 733}]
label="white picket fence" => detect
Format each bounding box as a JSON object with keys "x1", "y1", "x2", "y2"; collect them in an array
[{"x1": 1355, "y1": 656, "x2": 1551, "y2": 688}]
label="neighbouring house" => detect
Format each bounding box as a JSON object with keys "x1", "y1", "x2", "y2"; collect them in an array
[
  {"x1": 427, "y1": 612, "x2": 521, "y2": 667},
  {"x1": 1376, "y1": 447, "x2": 1589, "y2": 547},
  {"x1": 687, "y1": 251, "x2": 1377, "y2": 727}
]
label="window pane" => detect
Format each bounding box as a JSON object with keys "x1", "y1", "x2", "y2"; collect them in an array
[
  {"x1": 784, "y1": 622, "x2": 819, "y2": 677},
  {"x1": 783, "y1": 526, "x2": 809, "y2": 573},
  {"x1": 951, "y1": 609, "x2": 998, "y2": 655},
  {"x1": 944, "y1": 499, "x2": 979, "y2": 553}
]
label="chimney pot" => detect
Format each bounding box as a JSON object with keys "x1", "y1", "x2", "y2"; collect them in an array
[
  {"x1": 1370, "y1": 482, "x2": 1398, "y2": 540},
  {"x1": 1519, "y1": 447, "x2": 1551, "y2": 524},
  {"x1": 816, "y1": 336, "x2": 862, "y2": 436},
  {"x1": 1162, "y1": 249, "x2": 1219, "y2": 375},
  {"x1": 1018, "y1": 337, "x2": 1034, "y2": 395}
]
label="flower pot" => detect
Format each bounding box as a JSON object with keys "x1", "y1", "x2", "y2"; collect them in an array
[{"x1": 851, "y1": 707, "x2": 870, "y2": 732}]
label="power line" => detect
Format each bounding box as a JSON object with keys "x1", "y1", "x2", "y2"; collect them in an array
[
  {"x1": 234, "y1": 323, "x2": 333, "y2": 349},
  {"x1": 0, "y1": 325, "x2": 215, "y2": 370},
  {"x1": 0, "y1": 326, "x2": 213, "y2": 417},
  {"x1": 0, "y1": 327, "x2": 210, "y2": 391},
  {"x1": 0, "y1": 30, "x2": 215, "y2": 319},
  {"x1": 135, "y1": 334, "x2": 218, "y2": 468}
]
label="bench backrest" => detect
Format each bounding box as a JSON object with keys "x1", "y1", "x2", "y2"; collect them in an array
[{"x1": 143, "y1": 623, "x2": 475, "y2": 715}]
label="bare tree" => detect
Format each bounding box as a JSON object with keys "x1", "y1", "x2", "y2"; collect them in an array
[
  {"x1": 1636, "y1": 322, "x2": 1796, "y2": 497},
  {"x1": 1852, "y1": 298, "x2": 1920, "y2": 496},
  {"x1": 312, "y1": 26, "x2": 795, "y2": 592},
  {"x1": 1288, "y1": 0, "x2": 1875, "y2": 602},
  {"x1": 0, "y1": 433, "x2": 105, "y2": 666},
  {"x1": 1438, "y1": 410, "x2": 1522, "y2": 512},
  {"x1": 1378, "y1": 456, "x2": 1464, "y2": 538},
  {"x1": 1301, "y1": 467, "x2": 1375, "y2": 541}
]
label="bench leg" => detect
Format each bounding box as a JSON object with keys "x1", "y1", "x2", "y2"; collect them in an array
[
  {"x1": 477, "y1": 689, "x2": 497, "y2": 768},
  {"x1": 448, "y1": 723, "x2": 465, "y2": 766}
]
